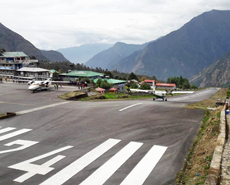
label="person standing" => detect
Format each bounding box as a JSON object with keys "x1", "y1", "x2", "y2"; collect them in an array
[{"x1": 57, "y1": 84, "x2": 59, "y2": 90}]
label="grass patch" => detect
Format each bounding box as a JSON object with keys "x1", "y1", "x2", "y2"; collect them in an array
[
  {"x1": 80, "y1": 93, "x2": 154, "y2": 101},
  {"x1": 0, "y1": 113, "x2": 7, "y2": 118},
  {"x1": 80, "y1": 94, "x2": 106, "y2": 101},
  {"x1": 59, "y1": 91, "x2": 87, "y2": 100}
]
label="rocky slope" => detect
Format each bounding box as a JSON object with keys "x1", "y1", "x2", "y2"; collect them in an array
[{"x1": 190, "y1": 50, "x2": 230, "y2": 87}]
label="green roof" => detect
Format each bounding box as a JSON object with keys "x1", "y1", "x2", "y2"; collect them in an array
[
  {"x1": 94, "y1": 78, "x2": 126, "y2": 84},
  {"x1": 0, "y1": 52, "x2": 28, "y2": 58},
  {"x1": 63, "y1": 71, "x2": 104, "y2": 77},
  {"x1": 49, "y1": 69, "x2": 59, "y2": 73}
]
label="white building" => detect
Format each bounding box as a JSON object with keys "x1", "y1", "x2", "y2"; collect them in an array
[{"x1": 15, "y1": 67, "x2": 49, "y2": 80}]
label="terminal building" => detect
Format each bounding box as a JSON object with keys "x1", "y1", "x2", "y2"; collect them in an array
[
  {"x1": 0, "y1": 52, "x2": 39, "y2": 78},
  {"x1": 60, "y1": 70, "x2": 104, "y2": 80},
  {"x1": 15, "y1": 67, "x2": 49, "y2": 80}
]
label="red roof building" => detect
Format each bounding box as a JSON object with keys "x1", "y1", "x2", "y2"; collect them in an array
[
  {"x1": 156, "y1": 83, "x2": 176, "y2": 89},
  {"x1": 144, "y1": 80, "x2": 157, "y2": 83},
  {"x1": 95, "y1": 87, "x2": 105, "y2": 93},
  {"x1": 156, "y1": 83, "x2": 176, "y2": 87},
  {"x1": 109, "y1": 87, "x2": 117, "y2": 94}
]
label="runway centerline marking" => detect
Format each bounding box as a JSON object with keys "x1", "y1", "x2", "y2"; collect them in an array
[
  {"x1": 16, "y1": 102, "x2": 70, "y2": 115},
  {"x1": 119, "y1": 103, "x2": 143, "y2": 112}
]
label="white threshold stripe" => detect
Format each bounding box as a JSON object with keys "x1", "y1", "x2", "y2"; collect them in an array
[
  {"x1": 16, "y1": 102, "x2": 69, "y2": 115},
  {"x1": 0, "y1": 129, "x2": 32, "y2": 142},
  {"x1": 40, "y1": 138, "x2": 121, "y2": 185},
  {"x1": 80, "y1": 141, "x2": 143, "y2": 185},
  {"x1": 0, "y1": 127, "x2": 16, "y2": 134},
  {"x1": 120, "y1": 145, "x2": 167, "y2": 185},
  {"x1": 119, "y1": 103, "x2": 142, "y2": 112}
]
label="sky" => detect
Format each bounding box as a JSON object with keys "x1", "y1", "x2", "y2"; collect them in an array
[{"x1": 1, "y1": 0, "x2": 230, "y2": 50}]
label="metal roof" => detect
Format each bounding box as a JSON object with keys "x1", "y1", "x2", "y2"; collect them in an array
[
  {"x1": 17, "y1": 67, "x2": 49, "y2": 72},
  {"x1": 0, "y1": 52, "x2": 28, "y2": 58},
  {"x1": 95, "y1": 87, "x2": 106, "y2": 92},
  {"x1": 94, "y1": 78, "x2": 126, "y2": 84},
  {"x1": 62, "y1": 70, "x2": 104, "y2": 77},
  {"x1": 156, "y1": 83, "x2": 176, "y2": 87},
  {"x1": 49, "y1": 69, "x2": 59, "y2": 73},
  {"x1": 144, "y1": 79, "x2": 157, "y2": 83}
]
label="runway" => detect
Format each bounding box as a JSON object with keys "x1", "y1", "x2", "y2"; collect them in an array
[{"x1": 0, "y1": 83, "x2": 218, "y2": 185}]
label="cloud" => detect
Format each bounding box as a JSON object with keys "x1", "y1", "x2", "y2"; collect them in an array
[{"x1": 1, "y1": 0, "x2": 230, "y2": 49}]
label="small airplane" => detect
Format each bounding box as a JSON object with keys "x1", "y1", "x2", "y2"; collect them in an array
[
  {"x1": 28, "y1": 78, "x2": 52, "y2": 93},
  {"x1": 130, "y1": 81, "x2": 194, "y2": 101},
  {"x1": 152, "y1": 90, "x2": 174, "y2": 101},
  {"x1": 152, "y1": 92, "x2": 167, "y2": 101},
  {"x1": 14, "y1": 78, "x2": 69, "y2": 93}
]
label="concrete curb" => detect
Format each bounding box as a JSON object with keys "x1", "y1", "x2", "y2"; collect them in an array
[
  {"x1": 205, "y1": 106, "x2": 226, "y2": 185},
  {"x1": 0, "y1": 112, "x2": 16, "y2": 120}
]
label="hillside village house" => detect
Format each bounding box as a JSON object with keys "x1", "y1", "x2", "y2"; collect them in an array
[
  {"x1": 144, "y1": 79, "x2": 176, "y2": 90},
  {"x1": 0, "y1": 52, "x2": 39, "y2": 79},
  {"x1": 94, "y1": 78, "x2": 127, "y2": 92}
]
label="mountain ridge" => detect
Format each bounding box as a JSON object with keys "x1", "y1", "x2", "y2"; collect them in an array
[
  {"x1": 0, "y1": 23, "x2": 68, "y2": 62},
  {"x1": 85, "y1": 42, "x2": 148, "y2": 69},
  {"x1": 114, "y1": 10, "x2": 230, "y2": 80},
  {"x1": 58, "y1": 43, "x2": 113, "y2": 63}
]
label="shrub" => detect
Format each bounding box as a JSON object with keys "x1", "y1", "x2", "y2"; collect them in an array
[
  {"x1": 130, "y1": 83, "x2": 138, "y2": 89},
  {"x1": 116, "y1": 95, "x2": 129, "y2": 98},
  {"x1": 227, "y1": 90, "x2": 230, "y2": 98},
  {"x1": 88, "y1": 94, "x2": 106, "y2": 100},
  {"x1": 140, "y1": 83, "x2": 151, "y2": 90}
]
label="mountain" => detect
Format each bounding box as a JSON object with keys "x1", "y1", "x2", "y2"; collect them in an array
[
  {"x1": 190, "y1": 50, "x2": 230, "y2": 87},
  {"x1": 85, "y1": 42, "x2": 148, "y2": 69},
  {"x1": 0, "y1": 22, "x2": 68, "y2": 62},
  {"x1": 58, "y1": 44, "x2": 113, "y2": 63},
  {"x1": 41, "y1": 50, "x2": 68, "y2": 62},
  {"x1": 113, "y1": 10, "x2": 230, "y2": 80}
]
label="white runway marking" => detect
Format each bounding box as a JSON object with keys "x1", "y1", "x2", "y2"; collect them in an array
[
  {"x1": 0, "y1": 127, "x2": 16, "y2": 135},
  {"x1": 0, "y1": 129, "x2": 32, "y2": 141},
  {"x1": 0, "y1": 139, "x2": 38, "y2": 154},
  {"x1": 120, "y1": 145, "x2": 167, "y2": 185},
  {"x1": 40, "y1": 138, "x2": 121, "y2": 185},
  {"x1": 9, "y1": 146, "x2": 73, "y2": 183},
  {"x1": 119, "y1": 103, "x2": 142, "y2": 112},
  {"x1": 80, "y1": 141, "x2": 143, "y2": 185},
  {"x1": 16, "y1": 102, "x2": 69, "y2": 115}
]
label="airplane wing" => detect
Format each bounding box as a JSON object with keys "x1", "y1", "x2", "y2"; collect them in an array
[
  {"x1": 50, "y1": 81, "x2": 70, "y2": 84},
  {"x1": 130, "y1": 89, "x2": 194, "y2": 94}
]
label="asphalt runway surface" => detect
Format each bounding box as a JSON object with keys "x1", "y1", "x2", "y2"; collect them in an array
[{"x1": 0, "y1": 83, "x2": 219, "y2": 185}]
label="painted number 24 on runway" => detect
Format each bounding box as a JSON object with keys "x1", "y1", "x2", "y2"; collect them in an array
[{"x1": 0, "y1": 126, "x2": 73, "y2": 183}]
